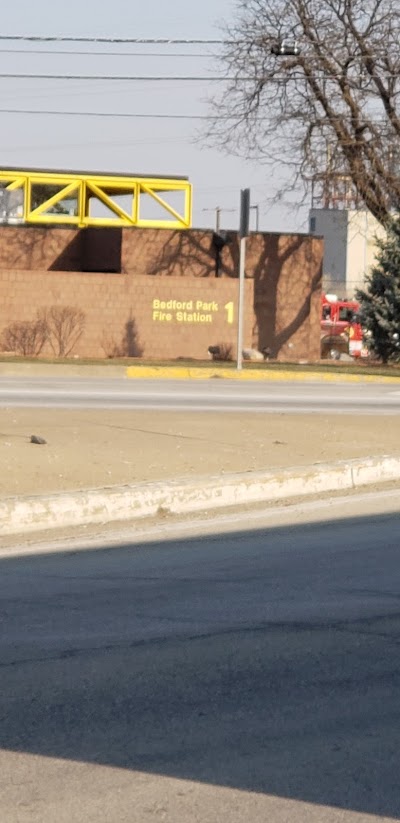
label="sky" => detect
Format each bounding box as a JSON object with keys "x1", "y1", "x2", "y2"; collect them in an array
[{"x1": 0, "y1": 0, "x2": 309, "y2": 233}]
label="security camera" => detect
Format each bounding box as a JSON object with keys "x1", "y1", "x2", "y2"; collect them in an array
[{"x1": 271, "y1": 40, "x2": 300, "y2": 56}]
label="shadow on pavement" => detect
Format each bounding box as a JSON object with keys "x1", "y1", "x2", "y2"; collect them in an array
[{"x1": 1, "y1": 510, "x2": 400, "y2": 818}]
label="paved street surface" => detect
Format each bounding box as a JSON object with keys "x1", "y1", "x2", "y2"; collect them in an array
[
  {"x1": 1, "y1": 492, "x2": 400, "y2": 822},
  {"x1": 1, "y1": 374, "x2": 400, "y2": 412}
]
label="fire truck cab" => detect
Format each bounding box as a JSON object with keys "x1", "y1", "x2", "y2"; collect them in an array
[{"x1": 321, "y1": 293, "x2": 364, "y2": 359}]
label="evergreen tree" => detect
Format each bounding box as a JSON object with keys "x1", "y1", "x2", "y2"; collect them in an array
[{"x1": 356, "y1": 218, "x2": 400, "y2": 363}]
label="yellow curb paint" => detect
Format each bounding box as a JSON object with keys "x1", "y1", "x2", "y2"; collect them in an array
[{"x1": 126, "y1": 366, "x2": 400, "y2": 384}]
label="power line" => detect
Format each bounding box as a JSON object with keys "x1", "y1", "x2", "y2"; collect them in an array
[
  {"x1": 0, "y1": 36, "x2": 226, "y2": 44},
  {"x1": 0, "y1": 73, "x2": 234, "y2": 81},
  {"x1": 0, "y1": 107, "x2": 393, "y2": 125},
  {"x1": 0, "y1": 71, "x2": 397, "y2": 82},
  {"x1": 0, "y1": 107, "x2": 210, "y2": 119},
  {"x1": 0, "y1": 48, "x2": 211, "y2": 57}
]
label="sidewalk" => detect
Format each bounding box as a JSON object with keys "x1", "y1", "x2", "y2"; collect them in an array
[{"x1": 1, "y1": 407, "x2": 399, "y2": 498}]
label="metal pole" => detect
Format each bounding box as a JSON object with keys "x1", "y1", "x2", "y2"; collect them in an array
[
  {"x1": 237, "y1": 236, "x2": 246, "y2": 370},
  {"x1": 363, "y1": 210, "x2": 368, "y2": 285},
  {"x1": 250, "y1": 204, "x2": 259, "y2": 232}
]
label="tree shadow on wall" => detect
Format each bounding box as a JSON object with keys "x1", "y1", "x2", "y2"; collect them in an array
[
  {"x1": 221, "y1": 233, "x2": 322, "y2": 358},
  {"x1": 123, "y1": 314, "x2": 143, "y2": 357},
  {"x1": 144, "y1": 230, "x2": 219, "y2": 278},
  {"x1": 0, "y1": 227, "x2": 83, "y2": 271},
  {"x1": 101, "y1": 313, "x2": 143, "y2": 359},
  {"x1": 125, "y1": 228, "x2": 322, "y2": 359},
  {"x1": 1, "y1": 226, "x2": 123, "y2": 273}
]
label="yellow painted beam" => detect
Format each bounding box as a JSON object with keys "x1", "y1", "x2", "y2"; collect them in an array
[
  {"x1": 5, "y1": 177, "x2": 25, "y2": 192},
  {"x1": 140, "y1": 183, "x2": 191, "y2": 225},
  {"x1": 0, "y1": 168, "x2": 192, "y2": 230},
  {"x1": 29, "y1": 181, "x2": 80, "y2": 217},
  {"x1": 85, "y1": 181, "x2": 134, "y2": 225}
]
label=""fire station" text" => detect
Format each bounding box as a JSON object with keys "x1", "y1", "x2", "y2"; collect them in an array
[{"x1": 152, "y1": 299, "x2": 219, "y2": 324}]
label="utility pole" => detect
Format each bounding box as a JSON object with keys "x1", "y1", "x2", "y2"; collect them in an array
[{"x1": 202, "y1": 206, "x2": 236, "y2": 232}]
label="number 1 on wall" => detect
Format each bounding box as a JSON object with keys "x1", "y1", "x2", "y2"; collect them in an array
[{"x1": 224, "y1": 302, "x2": 234, "y2": 324}]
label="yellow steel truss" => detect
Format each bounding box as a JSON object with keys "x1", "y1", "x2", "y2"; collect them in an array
[{"x1": 0, "y1": 168, "x2": 192, "y2": 229}]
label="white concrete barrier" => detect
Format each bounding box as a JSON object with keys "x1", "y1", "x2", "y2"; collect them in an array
[{"x1": 1, "y1": 456, "x2": 400, "y2": 538}]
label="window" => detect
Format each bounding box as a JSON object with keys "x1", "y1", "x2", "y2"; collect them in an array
[{"x1": 338, "y1": 307, "x2": 354, "y2": 322}]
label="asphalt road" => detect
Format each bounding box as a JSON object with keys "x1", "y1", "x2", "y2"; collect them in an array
[
  {"x1": 1, "y1": 492, "x2": 400, "y2": 822},
  {"x1": 1, "y1": 375, "x2": 400, "y2": 413}
]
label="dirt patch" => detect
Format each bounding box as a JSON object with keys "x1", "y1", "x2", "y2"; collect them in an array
[{"x1": 1, "y1": 409, "x2": 398, "y2": 497}]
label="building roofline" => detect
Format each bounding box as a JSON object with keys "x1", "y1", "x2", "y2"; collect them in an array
[{"x1": 0, "y1": 165, "x2": 188, "y2": 181}]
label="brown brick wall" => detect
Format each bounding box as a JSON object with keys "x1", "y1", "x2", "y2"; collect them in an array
[
  {"x1": 0, "y1": 270, "x2": 253, "y2": 360},
  {"x1": 220, "y1": 232, "x2": 323, "y2": 360},
  {"x1": 121, "y1": 228, "x2": 217, "y2": 277},
  {"x1": 0, "y1": 225, "x2": 323, "y2": 361},
  {"x1": 0, "y1": 226, "x2": 217, "y2": 276},
  {"x1": 0, "y1": 226, "x2": 83, "y2": 271}
]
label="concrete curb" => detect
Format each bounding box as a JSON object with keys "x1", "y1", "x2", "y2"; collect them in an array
[
  {"x1": 2, "y1": 455, "x2": 400, "y2": 537},
  {"x1": 0, "y1": 361, "x2": 399, "y2": 383},
  {"x1": 125, "y1": 365, "x2": 400, "y2": 384}
]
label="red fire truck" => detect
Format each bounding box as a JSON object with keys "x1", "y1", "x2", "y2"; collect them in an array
[{"x1": 320, "y1": 293, "x2": 366, "y2": 359}]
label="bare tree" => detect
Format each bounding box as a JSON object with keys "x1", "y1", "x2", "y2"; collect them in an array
[
  {"x1": 1, "y1": 313, "x2": 48, "y2": 357},
  {"x1": 208, "y1": 0, "x2": 400, "y2": 225},
  {"x1": 45, "y1": 306, "x2": 86, "y2": 357}
]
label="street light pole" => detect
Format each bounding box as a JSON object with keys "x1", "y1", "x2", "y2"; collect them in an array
[
  {"x1": 237, "y1": 235, "x2": 246, "y2": 371},
  {"x1": 250, "y1": 204, "x2": 259, "y2": 232},
  {"x1": 237, "y1": 188, "x2": 250, "y2": 371}
]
